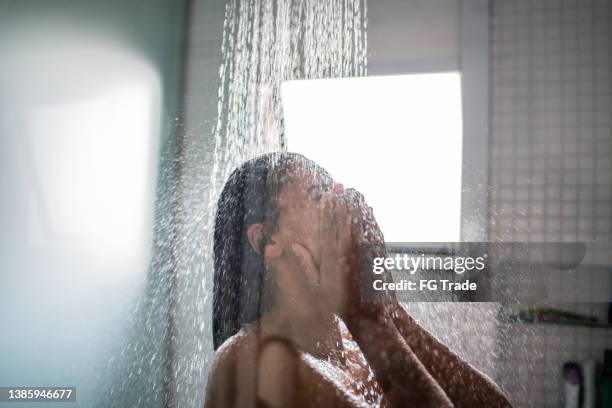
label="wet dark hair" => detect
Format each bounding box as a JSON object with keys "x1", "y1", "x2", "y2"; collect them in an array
[{"x1": 212, "y1": 152, "x2": 331, "y2": 350}]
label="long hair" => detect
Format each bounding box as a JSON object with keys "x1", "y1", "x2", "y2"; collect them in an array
[{"x1": 212, "y1": 152, "x2": 330, "y2": 350}]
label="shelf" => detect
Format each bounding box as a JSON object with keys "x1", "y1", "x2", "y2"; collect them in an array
[{"x1": 506, "y1": 315, "x2": 612, "y2": 329}]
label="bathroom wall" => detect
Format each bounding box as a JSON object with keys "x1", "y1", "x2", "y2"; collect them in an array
[
  {"x1": 367, "y1": 0, "x2": 461, "y2": 74},
  {"x1": 489, "y1": 0, "x2": 612, "y2": 406}
]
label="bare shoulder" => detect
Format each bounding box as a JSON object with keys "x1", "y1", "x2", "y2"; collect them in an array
[
  {"x1": 205, "y1": 322, "x2": 360, "y2": 407},
  {"x1": 214, "y1": 323, "x2": 260, "y2": 368},
  {"x1": 204, "y1": 324, "x2": 260, "y2": 408}
]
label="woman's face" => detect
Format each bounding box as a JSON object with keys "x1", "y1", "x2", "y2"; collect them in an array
[{"x1": 269, "y1": 165, "x2": 334, "y2": 272}]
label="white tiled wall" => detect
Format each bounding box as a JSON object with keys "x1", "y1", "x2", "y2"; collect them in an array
[
  {"x1": 490, "y1": 0, "x2": 612, "y2": 243},
  {"x1": 489, "y1": 0, "x2": 612, "y2": 406}
]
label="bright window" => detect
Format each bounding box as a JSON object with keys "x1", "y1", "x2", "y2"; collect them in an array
[{"x1": 281, "y1": 73, "x2": 463, "y2": 243}]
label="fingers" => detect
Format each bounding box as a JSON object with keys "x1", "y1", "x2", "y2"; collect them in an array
[
  {"x1": 292, "y1": 243, "x2": 319, "y2": 288},
  {"x1": 264, "y1": 244, "x2": 283, "y2": 259},
  {"x1": 343, "y1": 188, "x2": 397, "y2": 305},
  {"x1": 335, "y1": 190, "x2": 352, "y2": 259},
  {"x1": 344, "y1": 188, "x2": 366, "y2": 249},
  {"x1": 319, "y1": 188, "x2": 353, "y2": 312},
  {"x1": 264, "y1": 242, "x2": 318, "y2": 302},
  {"x1": 319, "y1": 191, "x2": 336, "y2": 290}
]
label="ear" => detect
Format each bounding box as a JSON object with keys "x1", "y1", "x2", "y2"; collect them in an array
[
  {"x1": 246, "y1": 223, "x2": 266, "y2": 254},
  {"x1": 248, "y1": 223, "x2": 283, "y2": 259}
]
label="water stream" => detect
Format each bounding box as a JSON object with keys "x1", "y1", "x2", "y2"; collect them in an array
[{"x1": 108, "y1": 1, "x2": 368, "y2": 407}]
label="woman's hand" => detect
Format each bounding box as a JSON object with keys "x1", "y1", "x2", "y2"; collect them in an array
[
  {"x1": 291, "y1": 184, "x2": 396, "y2": 322},
  {"x1": 263, "y1": 235, "x2": 322, "y2": 313},
  {"x1": 276, "y1": 185, "x2": 509, "y2": 407},
  {"x1": 290, "y1": 184, "x2": 355, "y2": 318},
  {"x1": 345, "y1": 187, "x2": 398, "y2": 310}
]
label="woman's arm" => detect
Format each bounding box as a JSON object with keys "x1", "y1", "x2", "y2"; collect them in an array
[
  {"x1": 203, "y1": 336, "x2": 302, "y2": 408},
  {"x1": 310, "y1": 188, "x2": 452, "y2": 407},
  {"x1": 340, "y1": 187, "x2": 510, "y2": 407},
  {"x1": 256, "y1": 339, "x2": 298, "y2": 407},
  {"x1": 204, "y1": 346, "x2": 240, "y2": 408},
  {"x1": 204, "y1": 324, "x2": 367, "y2": 408},
  {"x1": 345, "y1": 305, "x2": 453, "y2": 408},
  {"x1": 388, "y1": 303, "x2": 511, "y2": 407},
  {"x1": 256, "y1": 337, "x2": 368, "y2": 408}
]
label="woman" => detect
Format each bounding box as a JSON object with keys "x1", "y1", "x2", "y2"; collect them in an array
[{"x1": 205, "y1": 152, "x2": 510, "y2": 407}]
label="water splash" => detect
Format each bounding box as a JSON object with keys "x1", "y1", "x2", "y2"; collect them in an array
[
  {"x1": 211, "y1": 0, "x2": 368, "y2": 200},
  {"x1": 170, "y1": 1, "x2": 368, "y2": 407},
  {"x1": 103, "y1": 0, "x2": 367, "y2": 405}
]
